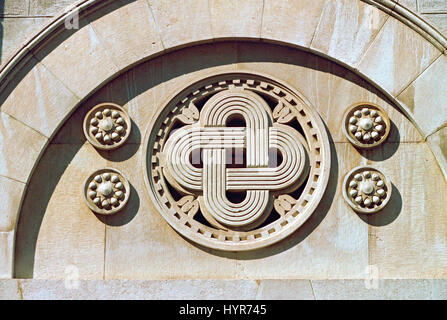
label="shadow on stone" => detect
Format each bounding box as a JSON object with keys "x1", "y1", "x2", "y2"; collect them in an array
[
  {"x1": 14, "y1": 143, "x2": 84, "y2": 279},
  {"x1": 95, "y1": 183, "x2": 140, "y2": 227},
  {"x1": 96, "y1": 118, "x2": 141, "y2": 162},
  {"x1": 356, "y1": 121, "x2": 400, "y2": 161},
  {"x1": 359, "y1": 183, "x2": 402, "y2": 227}
]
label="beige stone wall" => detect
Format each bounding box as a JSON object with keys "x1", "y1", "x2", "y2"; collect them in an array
[
  {"x1": 13, "y1": 41, "x2": 447, "y2": 281},
  {"x1": 403, "y1": 0, "x2": 447, "y2": 35},
  {"x1": 0, "y1": 0, "x2": 77, "y2": 65}
]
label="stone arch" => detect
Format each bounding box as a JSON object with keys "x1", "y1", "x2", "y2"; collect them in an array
[{"x1": 1, "y1": 0, "x2": 447, "y2": 279}]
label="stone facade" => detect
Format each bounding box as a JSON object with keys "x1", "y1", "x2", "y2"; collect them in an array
[{"x1": 1, "y1": 0, "x2": 447, "y2": 299}]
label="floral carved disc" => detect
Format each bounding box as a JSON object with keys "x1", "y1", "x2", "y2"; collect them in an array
[
  {"x1": 342, "y1": 102, "x2": 390, "y2": 149},
  {"x1": 342, "y1": 166, "x2": 392, "y2": 214},
  {"x1": 83, "y1": 103, "x2": 131, "y2": 150},
  {"x1": 143, "y1": 72, "x2": 331, "y2": 251},
  {"x1": 83, "y1": 168, "x2": 130, "y2": 215}
]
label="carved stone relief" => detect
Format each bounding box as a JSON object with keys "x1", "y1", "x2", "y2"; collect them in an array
[
  {"x1": 342, "y1": 166, "x2": 391, "y2": 214},
  {"x1": 143, "y1": 72, "x2": 331, "y2": 251},
  {"x1": 83, "y1": 103, "x2": 131, "y2": 150},
  {"x1": 83, "y1": 168, "x2": 130, "y2": 215},
  {"x1": 342, "y1": 102, "x2": 390, "y2": 149}
]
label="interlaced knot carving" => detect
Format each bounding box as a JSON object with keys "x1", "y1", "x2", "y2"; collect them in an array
[
  {"x1": 164, "y1": 89, "x2": 306, "y2": 229},
  {"x1": 144, "y1": 73, "x2": 331, "y2": 251}
]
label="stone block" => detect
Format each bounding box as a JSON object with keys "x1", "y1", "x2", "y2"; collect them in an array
[
  {"x1": 312, "y1": 279, "x2": 447, "y2": 299},
  {"x1": 29, "y1": 0, "x2": 79, "y2": 16},
  {"x1": 209, "y1": 0, "x2": 263, "y2": 40},
  {"x1": 33, "y1": 18, "x2": 119, "y2": 98},
  {"x1": 0, "y1": 176, "x2": 25, "y2": 232},
  {"x1": 88, "y1": 0, "x2": 164, "y2": 70},
  {"x1": 148, "y1": 0, "x2": 213, "y2": 50},
  {"x1": 256, "y1": 280, "x2": 314, "y2": 299},
  {"x1": 366, "y1": 143, "x2": 447, "y2": 278},
  {"x1": 1, "y1": 0, "x2": 29, "y2": 16},
  {"x1": 398, "y1": 0, "x2": 418, "y2": 11},
  {"x1": 0, "y1": 280, "x2": 21, "y2": 299},
  {"x1": 422, "y1": 14, "x2": 447, "y2": 36},
  {"x1": 419, "y1": 0, "x2": 447, "y2": 12},
  {"x1": 19, "y1": 279, "x2": 259, "y2": 299},
  {"x1": 261, "y1": 0, "x2": 326, "y2": 48},
  {"x1": 311, "y1": 0, "x2": 389, "y2": 67},
  {"x1": 358, "y1": 16, "x2": 441, "y2": 97},
  {"x1": 0, "y1": 18, "x2": 50, "y2": 66},
  {"x1": 1, "y1": 55, "x2": 80, "y2": 138},
  {"x1": 0, "y1": 231, "x2": 14, "y2": 279},
  {"x1": 427, "y1": 125, "x2": 447, "y2": 180},
  {"x1": 398, "y1": 54, "x2": 447, "y2": 136},
  {"x1": 0, "y1": 112, "x2": 48, "y2": 183}
]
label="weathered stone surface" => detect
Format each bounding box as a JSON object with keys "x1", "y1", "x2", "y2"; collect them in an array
[
  {"x1": 0, "y1": 231, "x2": 14, "y2": 279},
  {"x1": 209, "y1": 0, "x2": 263, "y2": 39},
  {"x1": 0, "y1": 279, "x2": 445, "y2": 299},
  {"x1": 1, "y1": 0, "x2": 29, "y2": 16},
  {"x1": 422, "y1": 14, "x2": 447, "y2": 37},
  {"x1": 367, "y1": 143, "x2": 447, "y2": 279},
  {"x1": 88, "y1": 0, "x2": 163, "y2": 69},
  {"x1": 398, "y1": 0, "x2": 418, "y2": 11},
  {"x1": 0, "y1": 176, "x2": 25, "y2": 232},
  {"x1": 261, "y1": 0, "x2": 326, "y2": 48},
  {"x1": 148, "y1": 0, "x2": 213, "y2": 50},
  {"x1": 358, "y1": 16, "x2": 441, "y2": 97},
  {"x1": 419, "y1": 0, "x2": 447, "y2": 12},
  {"x1": 19, "y1": 279, "x2": 259, "y2": 299},
  {"x1": 311, "y1": 0, "x2": 389, "y2": 67},
  {"x1": 0, "y1": 280, "x2": 21, "y2": 299},
  {"x1": 427, "y1": 125, "x2": 447, "y2": 182},
  {"x1": 0, "y1": 112, "x2": 48, "y2": 183},
  {"x1": 256, "y1": 280, "x2": 314, "y2": 300},
  {"x1": 312, "y1": 279, "x2": 447, "y2": 299},
  {"x1": 29, "y1": 0, "x2": 78, "y2": 16},
  {"x1": 33, "y1": 19, "x2": 119, "y2": 98},
  {"x1": 398, "y1": 54, "x2": 447, "y2": 136},
  {"x1": 0, "y1": 18, "x2": 50, "y2": 65},
  {"x1": 1, "y1": 55, "x2": 80, "y2": 138}
]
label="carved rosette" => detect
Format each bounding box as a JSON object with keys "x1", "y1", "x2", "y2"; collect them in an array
[
  {"x1": 143, "y1": 72, "x2": 331, "y2": 251},
  {"x1": 342, "y1": 103, "x2": 390, "y2": 149},
  {"x1": 83, "y1": 168, "x2": 130, "y2": 215},
  {"x1": 343, "y1": 166, "x2": 391, "y2": 214},
  {"x1": 83, "y1": 103, "x2": 131, "y2": 150}
]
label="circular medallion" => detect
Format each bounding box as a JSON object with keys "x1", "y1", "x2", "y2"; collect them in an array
[
  {"x1": 83, "y1": 103, "x2": 131, "y2": 150},
  {"x1": 143, "y1": 72, "x2": 331, "y2": 251},
  {"x1": 342, "y1": 166, "x2": 391, "y2": 214},
  {"x1": 83, "y1": 168, "x2": 130, "y2": 215},
  {"x1": 342, "y1": 102, "x2": 390, "y2": 149}
]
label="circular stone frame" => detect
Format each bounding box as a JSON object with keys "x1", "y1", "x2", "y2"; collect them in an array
[
  {"x1": 83, "y1": 168, "x2": 131, "y2": 215},
  {"x1": 142, "y1": 71, "x2": 331, "y2": 251},
  {"x1": 83, "y1": 102, "x2": 132, "y2": 150},
  {"x1": 342, "y1": 102, "x2": 391, "y2": 149},
  {"x1": 342, "y1": 166, "x2": 392, "y2": 214}
]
